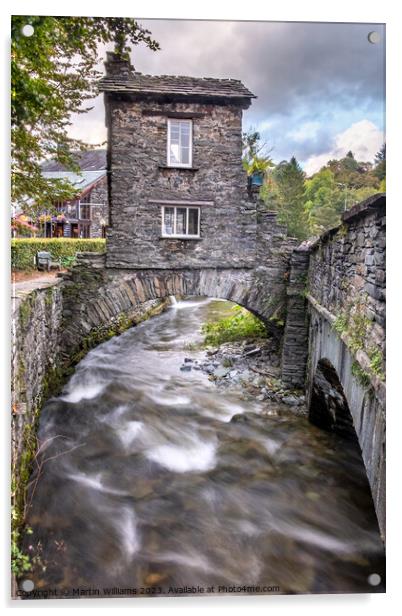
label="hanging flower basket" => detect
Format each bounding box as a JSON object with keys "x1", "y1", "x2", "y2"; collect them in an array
[{"x1": 250, "y1": 171, "x2": 264, "y2": 187}]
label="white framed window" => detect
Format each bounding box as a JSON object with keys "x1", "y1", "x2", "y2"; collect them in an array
[
  {"x1": 162, "y1": 206, "x2": 200, "y2": 238},
  {"x1": 167, "y1": 119, "x2": 193, "y2": 167}
]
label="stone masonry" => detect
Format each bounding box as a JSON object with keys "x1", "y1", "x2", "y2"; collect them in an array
[
  {"x1": 280, "y1": 193, "x2": 386, "y2": 537},
  {"x1": 100, "y1": 52, "x2": 257, "y2": 269}
]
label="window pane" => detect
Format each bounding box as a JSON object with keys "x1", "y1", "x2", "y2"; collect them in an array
[
  {"x1": 180, "y1": 122, "x2": 190, "y2": 134},
  {"x1": 164, "y1": 207, "x2": 174, "y2": 235},
  {"x1": 170, "y1": 127, "x2": 180, "y2": 142},
  {"x1": 176, "y1": 208, "x2": 187, "y2": 235},
  {"x1": 188, "y1": 209, "x2": 199, "y2": 235},
  {"x1": 181, "y1": 147, "x2": 190, "y2": 165},
  {"x1": 170, "y1": 143, "x2": 180, "y2": 164},
  {"x1": 181, "y1": 131, "x2": 190, "y2": 148},
  {"x1": 170, "y1": 120, "x2": 180, "y2": 132}
]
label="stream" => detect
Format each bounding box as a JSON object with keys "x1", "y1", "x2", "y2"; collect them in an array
[{"x1": 23, "y1": 297, "x2": 385, "y2": 597}]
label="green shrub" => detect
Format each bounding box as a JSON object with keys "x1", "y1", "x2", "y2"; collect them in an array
[
  {"x1": 11, "y1": 238, "x2": 106, "y2": 271},
  {"x1": 201, "y1": 305, "x2": 267, "y2": 346}
]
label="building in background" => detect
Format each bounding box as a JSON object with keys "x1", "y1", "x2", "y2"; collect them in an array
[{"x1": 39, "y1": 149, "x2": 108, "y2": 238}]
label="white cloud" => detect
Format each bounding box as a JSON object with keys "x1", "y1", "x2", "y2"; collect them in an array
[
  {"x1": 303, "y1": 120, "x2": 384, "y2": 176},
  {"x1": 256, "y1": 119, "x2": 274, "y2": 132},
  {"x1": 288, "y1": 121, "x2": 320, "y2": 143}
]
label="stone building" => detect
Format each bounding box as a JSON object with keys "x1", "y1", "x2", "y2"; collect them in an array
[
  {"x1": 99, "y1": 52, "x2": 257, "y2": 269},
  {"x1": 39, "y1": 149, "x2": 108, "y2": 238}
]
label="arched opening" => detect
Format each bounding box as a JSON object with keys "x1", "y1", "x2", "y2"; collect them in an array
[{"x1": 309, "y1": 358, "x2": 358, "y2": 442}]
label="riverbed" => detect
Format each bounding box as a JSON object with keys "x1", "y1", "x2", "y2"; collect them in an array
[{"x1": 23, "y1": 297, "x2": 385, "y2": 597}]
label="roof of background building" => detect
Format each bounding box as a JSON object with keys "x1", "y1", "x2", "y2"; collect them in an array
[
  {"x1": 99, "y1": 72, "x2": 256, "y2": 103},
  {"x1": 41, "y1": 149, "x2": 106, "y2": 172},
  {"x1": 41, "y1": 170, "x2": 106, "y2": 193}
]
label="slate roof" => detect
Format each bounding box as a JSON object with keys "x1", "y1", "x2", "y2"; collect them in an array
[
  {"x1": 99, "y1": 72, "x2": 256, "y2": 102},
  {"x1": 41, "y1": 149, "x2": 106, "y2": 172}
]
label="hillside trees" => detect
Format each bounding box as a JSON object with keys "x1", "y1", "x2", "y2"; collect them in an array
[{"x1": 261, "y1": 145, "x2": 385, "y2": 240}]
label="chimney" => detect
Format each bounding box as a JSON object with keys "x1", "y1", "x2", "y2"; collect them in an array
[{"x1": 104, "y1": 51, "x2": 134, "y2": 80}]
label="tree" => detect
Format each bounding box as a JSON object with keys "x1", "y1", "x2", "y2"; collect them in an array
[
  {"x1": 304, "y1": 166, "x2": 381, "y2": 235},
  {"x1": 268, "y1": 157, "x2": 309, "y2": 239},
  {"x1": 11, "y1": 16, "x2": 160, "y2": 214},
  {"x1": 373, "y1": 143, "x2": 386, "y2": 183},
  {"x1": 324, "y1": 151, "x2": 378, "y2": 190},
  {"x1": 304, "y1": 168, "x2": 341, "y2": 234},
  {"x1": 242, "y1": 128, "x2": 274, "y2": 177}
]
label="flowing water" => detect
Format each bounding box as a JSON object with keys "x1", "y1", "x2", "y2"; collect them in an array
[{"x1": 23, "y1": 298, "x2": 385, "y2": 597}]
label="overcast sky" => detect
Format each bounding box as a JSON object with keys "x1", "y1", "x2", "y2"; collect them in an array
[{"x1": 69, "y1": 19, "x2": 385, "y2": 175}]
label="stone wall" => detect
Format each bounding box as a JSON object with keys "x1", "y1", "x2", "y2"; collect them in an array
[
  {"x1": 11, "y1": 276, "x2": 167, "y2": 534},
  {"x1": 281, "y1": 247, "x2": 310, "y2": 387},
  {"x1": 306, "y1": 308, "x2": 386, "y2": 539},
  {"x1": 290, "y1": 193, "x2": 386, "y2": 539},
  {"x1": 281, "y1": 194, "x2": 386, "y2": 391},
  {"x1": 105, "y1": 97, "x2": 256, "y2": 269},
  {"x1": 308, "y1": 194, "x2": 386, "y2": 368},
  {"x1": 11, "y1": 280, "x2": 63, "y2": 522}
]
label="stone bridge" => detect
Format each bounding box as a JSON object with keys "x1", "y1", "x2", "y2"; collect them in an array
[{"x1": 61, "y1": 207, "x2": 299, "y2": 356}]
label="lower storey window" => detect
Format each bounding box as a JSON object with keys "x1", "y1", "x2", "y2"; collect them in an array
[{"x1": 162, "y1": 206, "x2": 200, "y2": 238}]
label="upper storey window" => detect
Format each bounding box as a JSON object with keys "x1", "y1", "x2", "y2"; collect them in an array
[{"x1": 167, "y1": 119, "x2": 192, "y2": 167}]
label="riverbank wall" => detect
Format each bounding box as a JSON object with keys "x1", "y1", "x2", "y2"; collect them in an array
[{"x1": 11, "y1": 275, "x2": 168, "y2": 575}]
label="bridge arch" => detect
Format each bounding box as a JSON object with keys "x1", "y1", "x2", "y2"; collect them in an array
[
  {"x1": 61, "y1": 254, "x2": 289, "y2": 359},
  {"x1": 309, "y1": 358, "x2": 358, "y2": 442}
]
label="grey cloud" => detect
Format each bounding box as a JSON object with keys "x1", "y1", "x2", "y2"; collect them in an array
[{"x1": 134, "y1": 19, "x2": 385, "y2": 120}]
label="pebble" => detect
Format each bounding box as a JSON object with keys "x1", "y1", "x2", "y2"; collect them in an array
[
  {"x1": 282, "y1": 395, "x2": 300, "y2": 406},
  {"x1": 193, "y1": 338, "x2": 306, "y2": 416}
]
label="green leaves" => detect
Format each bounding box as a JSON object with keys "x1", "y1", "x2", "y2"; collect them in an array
[
  {"x1": 201, "y1": 305, "x2": 267, "y2": 346},
  {"x1": 11, "y1": 16, "x2": 160, "y2": 213},
  {"x1": 261, "y1": 147, "x2": 385, "y2": 240},
  {"x1": 242, "y1": 129, "x2": 274, "y2": 177},
  {"x1": 265, "y1": 157, "x2": 309, "y2": 240},
  {"x1": 11, "y1": 238, "x2": 106, "y2": 270}
]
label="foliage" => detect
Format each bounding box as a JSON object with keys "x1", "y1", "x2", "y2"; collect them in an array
[
  {"x1": 260, "y1": 145, "x2": 385, "y2": 239},
  {"x1": 368, "y1": 347, "x2": 385, "y2": 380},
  {"x1": 323, "y1": 151, "x2": 379, "y2": 191},
  {"x1": 332, "y1": 312, "x2": 349, "y2": 335},
  {"x1": 332, "y1": 298, "x2": 385, "y2": 383},
  {"x1": 373, "y1": 144, "x2": 386, "y2": 182},
  {"x1": 11, "y1": 16, "x2": 159, "y2": 214},
  {"x1": 263, "y1": 157, "x2": 310, "y2": 239},
  {"x1": 351, "y1": 361, "x2": 371, "y2": 387},
  {"x1": 304, "y1": 168, "x2": 342, "y2": 234},
  {"x1": 242, "y1": 129, "x2": 274, "y2": 177},
  {"x1": 59, "y1": 255, "x2": 77, "y2": 268},
  {"x1": 201, "y1": 305, "x2": 267, "y2": 346},
  {"x1": 11, "y1": 238, "x2": 106, "y2": 270},
  {"x1": 11, "y1": 526, "x2": 33, "y2": 576}
]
